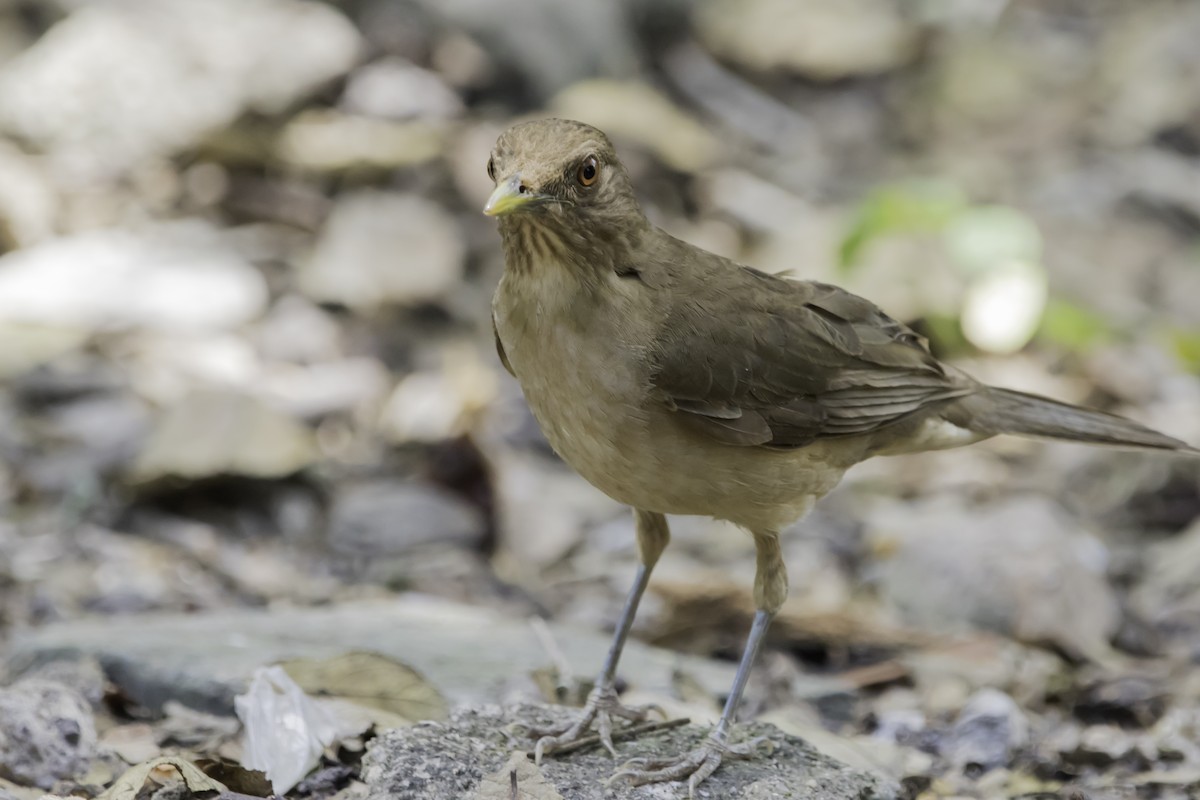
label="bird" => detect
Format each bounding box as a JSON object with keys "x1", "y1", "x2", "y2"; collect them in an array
[{"x1": 483, "y1": 117, "x2": 1197, "y2": 795}]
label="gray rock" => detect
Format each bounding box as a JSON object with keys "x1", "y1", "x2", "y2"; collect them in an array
[
  {"x1": 341, "y1": 58, "x2": 463, "y2": 121},
  {"x1": 944, "y1": 688, "x2": 1028, "y2": 773},
  {"x1": 5, "y1": 598, "x2": 738, "y2": 717},
  {"x1": 0, "y1": 0, "x2": 361, "y2": 175},
  {"x1": 363, "y1": 705, "x2": 898, "y2": 800},
  {"x1": 0, "y1": 679, "x2": 97, "y2": 788},
  {"x1": 695, "y1": 0, "x2": 917, "y2": 80},
  {"x1": 131, "y1": 388, "x2": 317, "y2": 482},
  {"x1": 0, "y1": 221, "x2": 268, "y2": 333},
  {"x1": 300, "y1": 191, "x2": 464, "y2": 310},
  {"x1": 10, "y1": 657, "x2": 106, "y2": 708},
  {"x1": 407, "y1": 0, "x2": 638, "y2": 99},
  {"x1": 329, "y1": 481, "x2": 486, "y2": 556},
  {"x1": 869, "y1": 495, "x2": 1120, "y2": 659}
]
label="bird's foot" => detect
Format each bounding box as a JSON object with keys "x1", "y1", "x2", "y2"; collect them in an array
[
  {"x1": 608, "y1": 730, "x2": 773, "y2": 798},
  {"x1": 516, "y1": 684, "x2": 664, "y2": 761}
]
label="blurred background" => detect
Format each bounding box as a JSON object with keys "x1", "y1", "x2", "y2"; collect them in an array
[{"x1": 1, "y1": 0, "x2": 1200, "y2": 797}]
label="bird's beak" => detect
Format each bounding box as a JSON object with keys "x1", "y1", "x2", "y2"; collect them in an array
[{"x1": 483, "y1": 175, "x2": 546, "y2": 217}]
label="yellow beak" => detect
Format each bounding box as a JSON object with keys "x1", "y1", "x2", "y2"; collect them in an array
[{"x1": 483, "y1": 175, "x2": 542, "y2": 217}]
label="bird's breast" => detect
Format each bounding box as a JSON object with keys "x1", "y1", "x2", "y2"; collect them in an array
[{"x1": 492, "y1": 271, "x2": 849, "y2": 530}]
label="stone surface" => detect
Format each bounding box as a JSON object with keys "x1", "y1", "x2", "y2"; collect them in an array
[
  {"x1": 0, "y1": 0, "x2": 361, "y2": 174},
  {"x1": 301, "y1": 191, "x2": 464, "y2": 309},
  {"x1": 0, "y1": 679, "x2": 97, "y2": 788},
  {"x1": 695, "y1": 0, "x2": 917, "y2": 80},
  {"x1": 131, "y1": 389, "x2": 317, "y2": 482},
  {"x1": 869, "y1": 495, "x2": 1120, "y2": 659},
  {"x1": 5, "y1": 598, "x2": 738, "y2": 717},
  {"x1": 944, "y1": 688, "x2": 1028, "y2": 773},
  {"x1": 407, "y1": 0, "x2": 637, "y2": 99},
  {"x1": 363, "y1": 705, "x2": 898, "y2": 800},
  {"x1": 328, "y1": 480, "x2": 487, "y2": 556},
  {"x1": 0, "y1": 221, "x2": 268, "y2": 333},
  {"x1": 341, "y1": 57, "x2": 464, "y2": 121}
]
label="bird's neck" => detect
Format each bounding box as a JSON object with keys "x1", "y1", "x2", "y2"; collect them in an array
[{"x1": 498, "y1": 213, "x2": 648, "y2": 285}]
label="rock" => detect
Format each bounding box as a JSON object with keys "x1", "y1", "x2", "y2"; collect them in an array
[
  {"x1": 0, "y1": 0, "x2": 361, "y2": 175},
  {"x1": 944, "y1": 689, "x2": 1028, "y2": 773},
  {"x1": 0, "y1": 140, "x2": 55, "y2": 249},
  {"x1": 1092, "y1": 3, "x2": 1200, "y2": 146},
  {"x1": 1069, "y1": 672, "x2": 1168, "y2": 728},
  {"x1": 277, "y1": 112, "x2": 444, "y2": 173},
  {"x1": 695, "y1": 0, "x2": 917, "y2": 80},
  {"x1": 0, "y1": 324, "x2": 89, "y2": 382},
  {"x1": 379, "y1": 356, "x2": 498, "y2": 445},
  {"x1": 1131, "y1": 517, "x2": 1200, "y2": 637},
  {"x1": 300, "y1": 191, "x2": 464, "y2": 310},
  {"x1": 131, "y1": 388, "x2": 317, "y2": 482},
  {"x1": 11, "y1": 657, "x2": 106, "y2": 708},
  {"x1": 252, "y1": 296, "x2": 345, "y2": 364},
  {"x1": 5, "y1": 598, "x2": 738, "y2": 717},
  {"x1": 869, "y1": 495, "x2": 1121, "y2": 659},
  {"x1": 1068, "y1": 724, "x2": 1141, "y2": 768},
  {"x1": 341, "y1": 58, "x2": 463, "y2": 121},
  {"x1": 328, "y1": 480, "x2": 486, "y2": 557},
  {"x1": 407, "y1": 0, "x2": 638, "y2": 99},
  {"x1": 0, "y1": 221, "x2": 268, "y2": 333},
  {"x1": 362, "y1": 705, "x2": 898, "y2": 800},
  {"x1": 260, "y1": 358, "x2": 391, "y2": 421},
  {"x1": 0, "y1": 679, "x2": 97, "y2": 788},
  {"x1": 550, "y1": 79, "x2": 719, "y2": 172}
]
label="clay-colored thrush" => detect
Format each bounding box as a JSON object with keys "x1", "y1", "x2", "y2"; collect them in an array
[{"x1": 484, "y1": 118, "x2": 1196, "y2": 794}]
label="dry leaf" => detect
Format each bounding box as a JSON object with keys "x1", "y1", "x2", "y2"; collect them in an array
[
  {"x1": 279, "y1": 651, "x2": 448, "y2": 722},
  {"x1": 100, "y1": 723, "x2": 162, "y2": 765},
  {"x1": 194, "y1": 758, "x2": 273, "y2": 797},
  {"x1": 99, "y1": 756, "x2": 228, "y2": 800},
  {"x1": 468, "y1": 752, "x2": 563, "y2": 800}
]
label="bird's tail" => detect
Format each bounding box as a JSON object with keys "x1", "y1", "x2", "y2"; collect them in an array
[{"x1": 950, "y1": 386, "x2": 1197, "y2": 454}]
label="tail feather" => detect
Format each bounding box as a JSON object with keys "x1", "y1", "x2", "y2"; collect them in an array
[{"x1": 951, "y1": 387, "x2": 1197, "y2": 454}]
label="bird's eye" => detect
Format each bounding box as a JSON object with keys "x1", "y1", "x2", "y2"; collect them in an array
[
  {"x1": 578, "y1": 156, "x2": 599, "y2": 187},
  {"x1": 487, "y1": 157, "x2": 496, "y2": 182}
]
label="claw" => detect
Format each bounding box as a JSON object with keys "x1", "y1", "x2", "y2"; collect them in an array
[
  {"x1": 523, "y1": 683, "x2": 664, "y2": 762},
  {"x1": 608, "y1": 731, "x2": 773, "y2": 797}
]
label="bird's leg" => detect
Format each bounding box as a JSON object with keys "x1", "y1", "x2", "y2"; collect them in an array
[
  {"x1": 610, "y1": 531, "x2": 785, "y2": 797},
  {"x1": 524, "y1": 510, "x2": 670, "y2": 761}
]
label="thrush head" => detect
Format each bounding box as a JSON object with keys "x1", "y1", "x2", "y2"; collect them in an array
[{"x1": 483, "y1": 119, "x2": 645, "y2": 256}]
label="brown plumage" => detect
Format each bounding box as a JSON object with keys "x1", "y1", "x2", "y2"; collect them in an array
[{"x1": 484, "y1": 118, "x2": 1196, "y2": 796}]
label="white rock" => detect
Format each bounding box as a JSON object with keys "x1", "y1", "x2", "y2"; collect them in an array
[
  {"x1": 0, "y1": 0, "x2": 361, "y2": 175},
  {"x1": 0, "y1": 221, "x2": 268, "y2": 332},
  {"x1": 869, "y1": 494, "x2": 1120, "y2": 659},
  {"x1": 132, "y1": 388, "x2": 317, "y2": 481},
  {"x1": 696, "y1": 0, "x2": 917, "y2": 80},
  {"x1": 551, "y1": 80, "x2": 719, "y2": 172},
  {"x1": 341, "y1": 58, "x2": 464, "y2": 121},
  {"x1": 301, "y1": 192, "x2": 465, "y2": 310},
  {"x1": 0, "y1": 141, "x2": 56, "y2": 247},
  {"x1": 378, "y1": 353, "x2": 497, "y2": 444}
]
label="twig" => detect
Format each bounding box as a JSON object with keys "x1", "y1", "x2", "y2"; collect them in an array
[
  {"x1": 547, "y1": 717, "x2": 691, "y2": 759},
  {"x1": 509, "y1": 768, "x2": 518, "y2": 800}
]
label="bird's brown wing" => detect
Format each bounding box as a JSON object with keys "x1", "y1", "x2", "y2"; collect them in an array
[
  {"x1": 649, "y1": 268, "x2": 973, "y2": 448},
  {"x1": 492, "y1": 314, "x2": 515, "y2": 377}
]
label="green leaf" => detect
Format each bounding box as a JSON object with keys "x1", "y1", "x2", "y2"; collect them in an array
[
  {"x1": 1036, "y1": 299, "x2": 1113, "y2": 352},
  {"x1": 1167, "y1": 327, "x2": 1200, "y2": 373},
  {"x1": 838, "y1": 180, "x2": 965, "y2": 270}
]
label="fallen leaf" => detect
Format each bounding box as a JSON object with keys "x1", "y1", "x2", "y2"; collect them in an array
[
  {"x1": 468, "y1": 752, "x2": 563, "y2": 800},
  {"x1": 100, "y1": 723, "x2": 162, "y2": 765},
  {"x1": 194, "y1": 759, "x2": 273, "y2": 797},
  {"x1": 99, "y1": 756, "x2": 228, "y2": 800},
  {"x1": 280, "y1": 651, "x2": 448, "y2": 722}
]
